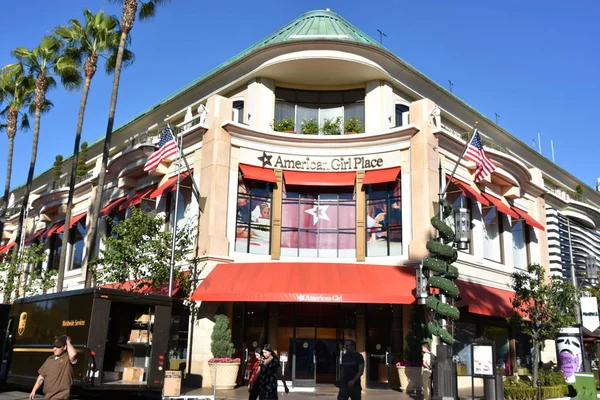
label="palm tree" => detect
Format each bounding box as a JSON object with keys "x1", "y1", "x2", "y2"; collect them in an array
[
  {"x1": 0, "y1": 66, "x2": 33, "y2": 212},
  {"x1": 4, "y1": 36, "x2": 81, "y2": 265},
  {"x1": 54, "y1": 9, "x2": 134, "y2": 292},
  {"x1": 86, "y1": 0, "x2": 168, "y2": 288}
]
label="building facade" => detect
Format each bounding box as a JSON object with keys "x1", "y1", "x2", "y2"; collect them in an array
[{"x1": 2, "y1": 9, "x2": 600, "y2": 390}]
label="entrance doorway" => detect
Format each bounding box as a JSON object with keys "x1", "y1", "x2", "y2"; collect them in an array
[{"x1": 366, "y1": 304, "x2": 403, "y2": 389}]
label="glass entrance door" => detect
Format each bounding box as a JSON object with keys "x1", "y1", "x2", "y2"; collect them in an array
[
  {"x1": 292, "y1": 327, "x2": 316, "y2": 386},
  {"x1": 366, "y1": 304, "x2": 392, "y2": 388}
]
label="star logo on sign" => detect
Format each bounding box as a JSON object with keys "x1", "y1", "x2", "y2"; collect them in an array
[
  {"x1": 304, "y1": 203, "x2": 330, "y2": 225},
  {"x1": 258, "y1": 151, "x2": 273, "y2": 167}
]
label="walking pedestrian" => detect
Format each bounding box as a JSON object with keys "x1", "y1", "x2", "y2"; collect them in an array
[
  {"x1": 248, "y1": 347, "x2": 262, "y2": 400},
  {"x1": 29, "y1": 335, "x2": 77, "y2": 400},
  {"x1": 338, "y1": 339, "x2": 364, "y2": 400},
  {"x1": 260, "y1": 344, "x2": 289, "y2": 399}
]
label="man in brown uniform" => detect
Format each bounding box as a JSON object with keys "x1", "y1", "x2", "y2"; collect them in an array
[{"x1": 29, "y1": 335, "x2": 77, "y2": 400}]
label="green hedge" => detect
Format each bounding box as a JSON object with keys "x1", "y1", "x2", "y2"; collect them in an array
[{"x1": 504, "y1": 385, "x2": 568, "y2": 400}]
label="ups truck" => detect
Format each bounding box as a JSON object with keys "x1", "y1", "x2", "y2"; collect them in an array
[{"x1": 1, "y1": 287, "x2": 172, "y2": 394}]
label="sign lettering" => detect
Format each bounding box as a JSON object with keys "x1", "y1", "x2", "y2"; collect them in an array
[
  {"x1": 296, "y1": 294, "x2": 343, "y2": 302},
  {"x1": 62, "y1": 319, "x2": 86, "y2": 327}
]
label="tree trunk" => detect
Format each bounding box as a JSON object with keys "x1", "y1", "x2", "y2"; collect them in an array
[
  {"x1": 10, "y1": 101, "x2": 43, "y2": 301},
  {"x1": 84, "y1": 29, "x2": 129, "y2": 288},
  {"x1": 532, "y1": 340, "x2": 540, "y2": 387},
  {"x1": 2, "y1": 108, "x2": 17, "y2": 209},
  {"x1": 56, "y1": 75, "x2": 92, "y2": 292}
]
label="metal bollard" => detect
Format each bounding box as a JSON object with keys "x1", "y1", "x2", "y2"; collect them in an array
[{"x1": 536, "y1": 379, "x2": 542, "y2": 400}]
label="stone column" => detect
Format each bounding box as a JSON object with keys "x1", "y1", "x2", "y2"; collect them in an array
[
  {"x1": 271, "y1": 169, "x2": 283, "y2": 260},
  {"x1": 356, "y1": 171, "x2": 366, "y2": 261},
  {"x1": 197, "y1": 95, "x2": 233, "y2": 257}
]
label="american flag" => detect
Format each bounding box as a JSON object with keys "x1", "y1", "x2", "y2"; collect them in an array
[
  {"x1": 464, "y1": 129, "x2": 497, "y2": 182},
  {"x1": 143, "y1": 127, "x2": 179, "y2": 172}
]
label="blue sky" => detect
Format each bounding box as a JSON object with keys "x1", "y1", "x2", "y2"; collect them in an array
[{"x1": 1, "y1": 0, "x2": 598, "y2": 193}]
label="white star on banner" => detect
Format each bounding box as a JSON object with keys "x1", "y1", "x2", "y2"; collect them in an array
[{"x1": 304, "y1": 203, "x2": 330, "y2": 225}]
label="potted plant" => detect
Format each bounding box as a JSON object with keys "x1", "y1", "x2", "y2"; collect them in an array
[
  {"x1": 397, "y1": 305, "x2": 430, "y2": 393},
  {"x1": 301, "y1": 118, "x2": 319, "y2": 135},
  {"x1": 271, "y1": 117, "x2": 296, "y2": 133},
  {"x1": 322, "y1": 116, "x2": 342, "y2": 135},
  {"x1": 208, "y1": 314, "x2": 240, "y2": 389},
  {"x1": 344, "y1": 117, "x2": 362, "y2": 134}
]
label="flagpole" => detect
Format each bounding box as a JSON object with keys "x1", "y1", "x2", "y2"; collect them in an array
[
  {"x1": 168, "y1": 127, "x2": 184, "y2": 298},
  {"x1": 167, "y1": 123, "x2": 202, "y2": 208},
  {"x1": 441, "y1": 122, "x2": 477, "y2": 196}
]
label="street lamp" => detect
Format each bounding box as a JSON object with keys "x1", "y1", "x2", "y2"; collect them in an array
[
  {"x1": 453, "y1": 207, "x2": 471, "y2": 250},
  {"x1": 586, "y1": 254, "x2": 598, "y2": 286},
  {"x1": 136, "y1": 138, "x2": 157, "y2": 156}
]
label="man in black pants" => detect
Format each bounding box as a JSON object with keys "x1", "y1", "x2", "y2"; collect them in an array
[{"x1": 338, "y1": 339, "x2": 364, "y2": 400}]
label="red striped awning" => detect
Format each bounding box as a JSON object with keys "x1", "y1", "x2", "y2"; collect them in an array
[
  {"x1": 511, "y1": 206, "x2": 545, "y2": 231},
  {"x1": 25, "y1": 228, "x2": 48, "y2": 245},
  {"x1": 283, "y1": 171, "x2": 356, "y2": 187},
  {"x1": 100, "y1": 197, "x2": 127, "y2": 216},
  {"x1": 481, "y1": 192, "x2": 519, "y2": 219},
  {"x1": 119, "y1": 186, "x2": 156, "y2": 211},
  {"x1": 0, "y1": 241, "x2": 15, "y2": 254},
  {"x1": 362, "y1": 167, "x2": 401, "y2": 185},
  {"x1": 57, "y1": 212, "x2": 87, "y2": 233},
  {"x1": 448, "y1": 176, "x2": 489, "y2": 206},
  {"x1": 150, "y1": 171, "x2": 192, "y2": 199},
  {"x1": 46, "y1": 222, "x2": 65, "y2": 238},
  {"x1": 240, "y1": 164, "x2": 277, "y2": 183}
]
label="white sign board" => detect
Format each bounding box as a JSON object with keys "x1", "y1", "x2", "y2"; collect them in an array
[
  {"x1": 472, "y1": 344, "x2": 494, "y2": 377},
  {"x1": 581, "y1": 296, "x2": 600, "y2": 332}
]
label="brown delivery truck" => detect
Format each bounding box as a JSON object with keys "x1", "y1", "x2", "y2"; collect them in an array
[{"x1": 1, "y1": 287, "x2": 172, "y2": 394}]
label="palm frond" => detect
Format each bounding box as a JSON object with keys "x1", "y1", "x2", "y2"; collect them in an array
[
  {"x1": 139, "y1": 1, "x2": 156, "y2": 20},
  {"x1": 19, "y1": 113, "x2": 30, "y2": 131}
]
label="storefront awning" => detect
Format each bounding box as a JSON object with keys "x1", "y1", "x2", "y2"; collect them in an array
[
  {"x1": 46, "y1": 222, "x2": 65, "y2": 238},
  {"x1": 191, "y1": 263, "x2": 416, "y2": 304},
  {"x1": 448, "y1": 176, "x2": 489, "y2": 206},
  {"x1": 283, "y1": 171, "x2": 356, "y2": 187},
  {"x1": 362, "y1": 167, "x2": 401, "y2": 185},
  {"x1": 57, "y1": 212, "x2": 87, "y2": 233},
  {"x1": 25, "y1": 228, "x2": 48, "y2": 245},
  {"x1": 0, "y1": 241, "x2": 15, "y2": 254},
  {"x1": 100, "y1": 196, "x2": 127, "y2": 216},
  {"x1": 100, "y1": 270, "x2": 189, "y2": 297},
  {"x1": 456, "y1": 280, "x2": 515, "y2": 318},
  {"x1": 119, "y1": 185, "x2": 156, "y2": 211},
  {"x1": 150, "y1": 171, "x2": 192, "y2": 199},
  {"x1": 481, "y1": 192, "x2": 519, "y2": 219},
  {"x1": 511, "y1": 206, "x2": 545, "y2": 231},
  {"x1": 240, "y1": 164, "x2": 277, "y2": 183}
]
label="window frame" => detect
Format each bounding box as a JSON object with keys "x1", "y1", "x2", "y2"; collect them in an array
[
  {"x1": 481, "y1": 204, "x2": 505, "y2": 264},
  {"x1": 364, "y1": 180, "x2": 402, "y2": 257},
  {"x1": 235, "y1": 175, "x2": 273, "y2": 255}
]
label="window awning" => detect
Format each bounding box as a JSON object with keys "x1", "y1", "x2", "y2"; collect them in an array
[
  {"x1": 511, "y1": 206, "x2": 545, "y2": 231},
  {"x1": 57, "y1": 212, "x2": 87, "y2": 233},
  {"x1": 100, "y1": 270, "x2": 189, "y2": 297},
  {"x1": 283, "y1": 171, "x2": 356, "y2": 187},
  {"x1": 362, "y1": 167, "x2": 401, "y2": 185},
  {"x1": 240, "y1": 164, "x2": 277, "y2": 183},
  {"x1": 448, "y1": 176, "x2": 489, "y2": 206},
  {"x1": 119, "y1": 185, "x2": 156, "y2": 211},
  {"x1": 191, "y1": 263, "x2": 416, "y2": 304},
  {"x1": 481, "y1": 192, "x2": 519, "y2": 219},
  {"x1": 25, "y1": 228, "x2": 48, "y2": 245},
  {"x1": 46, "y1": 222, "x2": 65, "y2": 238},
  {"x1": 0, "y1": 241, "x2": 15, "y2": 254},
  {"x1": 100, "y1": 197, "x2": 127, "y2": 216},
  {"x1": 456, "y1": 280, "x2": 515, "y2": 318},
  {"x1": 150, "y1": 171, "x2": 192, "y2": 199}
]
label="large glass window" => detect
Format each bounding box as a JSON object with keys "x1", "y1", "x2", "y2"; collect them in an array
[
  {"x1": 48, "y1": 232, "x2": 62, "y2": 271},
  {"x1": 167, "y1": 178, "x2": 193, "y2": 231},
  {"x1": 69, "y1": 217, "x2": 86, "y2": 270},
  {"x1": 453, "y1": 322, "x2": 476, "y2": 376},
  {"x1": 482, "y1": 205, "x2": 502, "y2": 263},
  {"x1": 232, "y1": 100, "x2": 244, "y2": 124},
  {"x1": 511, "y1": 218, "x2": 528, "y2": 269},
  {"x1": 274, "y1": 88, "x2": 365, "y2": 134},
  {"x1": 394, "y1": 104, "x2": 409, "y2": 127},
  {"x1": 235, "y1": 172, "x2": 273, "y2": 255},
  {"x1": 365, "y1": 179, "x2": 402, "y2": 256},
  {"x1": 106, "y1": 209, "x2": 126, "y2": 238},
  {"x1": 281, "y1": 186, "x2": 356, "y2": 258}
]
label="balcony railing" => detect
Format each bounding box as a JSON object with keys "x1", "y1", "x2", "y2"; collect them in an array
[
  {"x1": 441, "y1": 123, "x2": 510, "y2": 155},
  {"x1": 129, "y1": 115, "x2": 206, "y2": 149},
  {"x1": 50, "y1": 171, "x2": 95, "y2": 191}
]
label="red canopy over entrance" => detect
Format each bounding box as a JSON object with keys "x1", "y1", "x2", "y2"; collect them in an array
[
  {"x1": 191, "y1": 263, "x2": 417, "y2": 304},
  {"x1": 456, "y1": 280, "x2": 515, "y2": 318}
]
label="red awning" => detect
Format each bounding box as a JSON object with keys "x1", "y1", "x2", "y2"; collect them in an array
[
  {"x1": 283, "y1": 171, "x2": 356, "y2": 187},
  {"x1": 481, "y1": 192, "x2": 519, "y2": 219},
  {"x1": 150, "y1": 171, "x2": 192, "y2": 199},
  {"x1": 362, "y1": 167, "x2": 401, "y2": 185},
  {"x1": 46, "y1": 222, "x2": 65, "y2": 238},
  {"x1": 456, "y1": 280, "x2": 515, "y2": 318},
  {"x1": 0, "y1": 241, "x2": 15, "y2": 254},
  {"x1": 100, "y1": 197, "x2": 127, "y2": 216},
  {"x1": 511, "y1": 206, "x2": 545, "y2": 231},
  {"x1": 100, "y1": 270, "x2": 189, "y2": 297},
  {"x1": 191, "y1": 263, "x2": 416, "y2": 304},
  {"x1": 57, "y1": 212, "x2": 87, "y2": 233},
  {"x1": 25, "y1": 228, "x2": 48, "y2": 245},
  {"x1": 119, "y1": 185, "x2": 156, "y2": 211},
  {"x1": 449, "y1": 176, "x2": 489, "y2": 206},
  {"x1": 240, "y1": 164, "x2": 277, "y2": 183}
]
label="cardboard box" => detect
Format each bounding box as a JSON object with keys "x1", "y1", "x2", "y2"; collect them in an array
[
  {"x1": 129, "y1": 329, "x2": 141, "y2": 343},
  {"x1": 163, "y1": 371, "x2": 182, "y2": 397},
  {"x1": 139, "y1": 330, "x2": 153, "y2": 343},
  {"x1": 135, "y1": 314, "x2": 151, "y2": 323},
  {"x1": 122, "y1": 367, "x2": 144, "y2": 382},
  {"x1": 118, "y1": 350, "x2": 133, "y2": 366}
]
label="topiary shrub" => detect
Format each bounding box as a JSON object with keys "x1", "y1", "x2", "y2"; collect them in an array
[
  {"x1": 404, "y1": 305, "x2": 430, "y2": 365},
  {"x1": 76, "y1": 142, "x2": 88, "y2": 177},
  {"x1": 210, "y1": 314, "x2": 235, "y2": 359}
]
